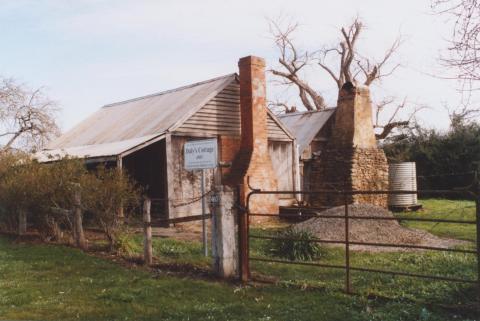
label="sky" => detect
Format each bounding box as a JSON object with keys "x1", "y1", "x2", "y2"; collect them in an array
[{"x1": 0, "y1": 0, "x2": 467, "y2": 133}]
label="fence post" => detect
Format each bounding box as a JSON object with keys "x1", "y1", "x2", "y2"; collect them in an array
[
  {"x1": 237, "y1": 185, "x2": 250, "y2": 283},
  {"x1": 18, "y1": 209, "x2": 27, "y2": 235},
  {"x1": 143, "y1": 198, "x2": 153, "y2": 266},
  {"x1": 73, "y1": 189, "x2": 87, "y2": 250},
  {"x1": 212, "y1": 185, "x2": 238, "y2": 278},
  {"x1": 344, "y1": 189, "x2": 351, "y2": 294}
]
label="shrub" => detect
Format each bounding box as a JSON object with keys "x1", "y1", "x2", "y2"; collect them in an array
[
  {"x1": 114, "y1": 230, "x2": 141, "y2": 257},
  {"x1": 0, "y1": 152, "x2": 141, "y2": 250},
  {"x1": 81, "y1": 165, "x2": 141, "y2": 251},
  {"x1": 271, "y1": 228, "x2": 323, "y2": 261},
  {"x1": 383, "y1": 121, "x2": 480, "y2": 192}
]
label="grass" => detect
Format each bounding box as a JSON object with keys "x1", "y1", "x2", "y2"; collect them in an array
[
  {"x1": 0, "y1": 198, "x2": 478, "y2": 320},
  {"x1": 398, "y1": 198, "x2": 477, "y2": 241},
  {"x1": 0, "y1": 236, "x2": 477, "y2": 321},
  {"x1": 249, "y1": 230, "x2": 477, "y2": 303}
]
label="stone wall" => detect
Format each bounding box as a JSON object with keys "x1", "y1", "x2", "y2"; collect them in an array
[
  {"x1": 310, "y1": 82, "x2": 389, "y2": 208},
  {"x1": 310, "y1": 147, "x2": 388, "y2": 207}
]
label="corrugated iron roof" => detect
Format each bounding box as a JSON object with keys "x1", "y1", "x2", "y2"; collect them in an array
[
  {"x1": 38, "y1": 73, "x2": 237, "y2": 161},
  {"x1": 278, "y1": 108, "x2": 335, "y2": 154},
  {"x1": 36, "y1": 134, "x2": 163, "y2": 162}
]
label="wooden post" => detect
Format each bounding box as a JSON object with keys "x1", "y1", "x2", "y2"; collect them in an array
[
  {"x1": 116, "y1": 156, "x2": 124, "y2": 219},
  {"x1": 143, "y1": 198, "x2": 153, "y2": 265},
  {"x1": 292, "y1": 139, "x2": 302, "y2": 203},
  {"x1": 73, "y1": 189, "x2": 87, "y2": 250},
  {"x1": 212, "y1": 185, "x2": 238, "y2": 278},
  {"x1": 164, "y1": 134, "x2": 175, "y2": 224},
  {"x1": 18, "y1": 209, "x2": 27, "y2": 235},
  {"x1": 201, "y1": 169, "x2": 208, "y2": 257}
]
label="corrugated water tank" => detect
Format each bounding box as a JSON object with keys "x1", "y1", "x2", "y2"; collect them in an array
[{"x1": 388, "y1": 162, "x2": 418, "y2": 208}]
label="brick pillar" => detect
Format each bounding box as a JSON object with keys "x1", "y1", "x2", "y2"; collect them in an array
[{"x1": 226, "y1": 56, "x2": 278, "y2": 219}]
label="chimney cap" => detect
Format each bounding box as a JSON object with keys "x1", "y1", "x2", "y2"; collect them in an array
[
  {"x1": 341, "y1": 81, "x2": 355, "y2": 91},
  {"x1": 238, "y1": 55, "x2": 265, "y2": 68},
  {"x1": 339, "y1": 81, "x2": 370, "y2": 96}
]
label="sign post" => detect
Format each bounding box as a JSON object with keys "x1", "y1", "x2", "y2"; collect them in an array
[
  {"x1": 184, "y1": 138, "x2": 218, "y2": 257},
  {"x1": 200, "y1": 169, "x2": 207, "y2": 256}
]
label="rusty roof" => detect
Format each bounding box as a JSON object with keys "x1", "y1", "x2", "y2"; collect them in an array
[
  {"x1": 38, "y1": 73, "x2": 237, "y2": 161},
  {"x1": 278, "y1": 108, "x2": 335, "y2": 154}
]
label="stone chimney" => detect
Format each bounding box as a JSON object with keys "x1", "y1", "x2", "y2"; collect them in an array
[
  {"x1": 332, "y1": 82, "x2": 377, "y2": 148},
  {"x1": 310, "y1": 82, "x2": 389, "y2": 207},
  {"x1": 226, "y1": 56, "x2": 279, "y2": 216}
]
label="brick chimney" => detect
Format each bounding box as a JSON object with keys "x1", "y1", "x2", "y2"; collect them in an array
[
  {"x1": 226, "y1": 56, "x2": 279, "y2": 216},
  {"x1": 310, "y1": 82, "x2": 389, "y2": 207}
]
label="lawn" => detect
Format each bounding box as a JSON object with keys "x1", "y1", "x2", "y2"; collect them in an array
[
  {"x1": 398, "y1": 198, "x2": 477, "y2": 241},
  {"x1": 0, "y1": 198, "x2": 478, "y2": 321}
]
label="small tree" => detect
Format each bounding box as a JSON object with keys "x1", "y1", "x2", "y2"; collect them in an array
[
  {"x1": 81, "y1": 166, "x2": 140, "y2": 251},
  {"x1": 0, "y1": 78, "x2": 59, "y2": 152},
  {"x1": 39, "y1": 158, "x2": 88, "y2": 245}
]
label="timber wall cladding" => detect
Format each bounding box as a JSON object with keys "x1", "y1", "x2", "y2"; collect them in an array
[
  {"x1": 268, "y1": 141, "x2": 294, "y2": 198},
  {"x1": 170, "y1": 67, "x2": 296, "y2": 218},
  {"x1": 175, "y1": 80, "x2": 291, "y2": 141},
  {"x1": 176, "y1": 81, "x2": 241, "y2": 136}
]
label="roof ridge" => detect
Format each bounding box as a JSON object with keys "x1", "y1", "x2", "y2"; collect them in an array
[{"x1": 103, "y1": 73, "x2": 238, "y2": 108}]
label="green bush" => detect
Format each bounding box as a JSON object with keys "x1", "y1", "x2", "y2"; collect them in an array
[
  {"x1": 114, "y1": 230, "x2": 141, "y2": 256},
  {"x1": 383, "y1": 120, "x2": 480, "y2": 193},
  {"x1": 0, "y1": 152, "x2": 141, "y2": 250},
  {"x1": 271, "y1": 228, "x2": 322, "y2": 261}
]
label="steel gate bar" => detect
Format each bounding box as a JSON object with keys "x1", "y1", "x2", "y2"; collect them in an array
[
  {"x1": 241, "y1": 181, "x2": 480, "y2": 306},
  {"x1": 344, "y1": 189, "x2": 351, "y2": 294}
]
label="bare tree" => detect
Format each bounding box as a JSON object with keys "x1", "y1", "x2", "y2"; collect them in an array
[
  {"x1": 432, "y1": 0, "x2": 480, "y2": 120},
  {"x1": 269, "y1": 18, "x2": 415, "y2": 139},
  {"x1": 0, "y1": 78, "x2": 59, "y2": 152},
  {"x1": 373, "y1": 98, "x2": 426, "y2": 139},
  {"x1": 433, "y1": 0, "x2": 480, "y2": 83},
  {"x1": 317, "y1": 19, "x2": 402, "y2": 88},
  {"x1": 269, "y1": 20, "x2": 326, "y2": 111}
]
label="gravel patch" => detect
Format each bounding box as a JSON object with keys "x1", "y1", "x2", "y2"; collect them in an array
[{"x1": 294, "y1": 204, "x2": 466, "y2": 252}]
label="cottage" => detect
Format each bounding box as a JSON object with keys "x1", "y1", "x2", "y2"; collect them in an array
[
  {"x1": 278, "y1": 109, "x2": 335, "y2": 195},
  {"x1": 279, "y1": 83, "x2": 389, "y2": 208},
  {"x1": 37, "y1": 56, "x2": 299, "y2": 220}
]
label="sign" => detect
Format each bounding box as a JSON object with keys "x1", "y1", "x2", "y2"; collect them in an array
[{"x1": 184, "y1": 138, "x2": 218, "y2": 170}]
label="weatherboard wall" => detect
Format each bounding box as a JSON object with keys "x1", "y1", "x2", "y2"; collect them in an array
[{"x1": 168, "y1": 79, "x2": 296, "y2": 218}]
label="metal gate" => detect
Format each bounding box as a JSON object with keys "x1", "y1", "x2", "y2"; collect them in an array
[{"x1": 237, "y1": 185, "x2": 480, "y2": 303}]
